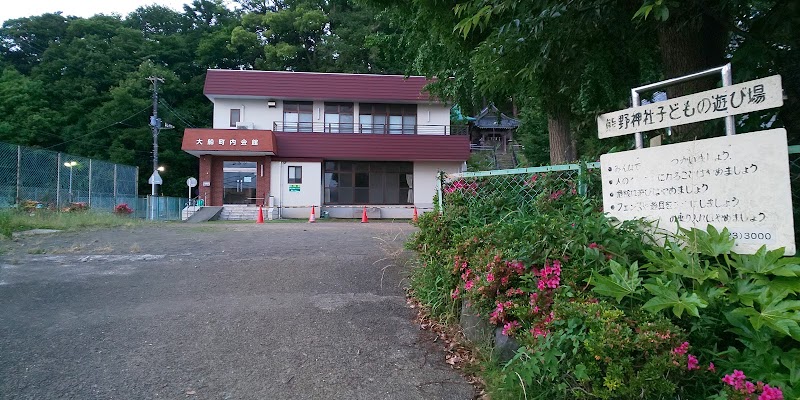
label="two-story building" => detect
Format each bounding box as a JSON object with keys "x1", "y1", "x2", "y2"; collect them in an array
[{"x1": 181, "y1": 69, "x2": 470, "y2": 219}]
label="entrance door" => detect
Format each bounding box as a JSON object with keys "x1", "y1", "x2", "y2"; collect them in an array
[{"x1": 223, "y1": 161, "x2": 257, "y2": 204}]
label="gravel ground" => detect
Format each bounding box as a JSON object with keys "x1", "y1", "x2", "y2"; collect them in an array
[{"x1": 0, "y1": 221, "x2": 474, "y2": 400}]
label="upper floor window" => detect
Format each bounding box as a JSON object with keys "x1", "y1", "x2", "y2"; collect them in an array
[
  {"x1": 283, "y1": 101, "x2": 313, "y2": 132},
  {"x1": 230, "y1": 109, "x2": 241, "y2": 128},
  {"x1": 359, "y1": 104, "x2": 416, "y2": 134},
  {"x1": 324, "y1": 103, "x2": 354, "y2": 133}
]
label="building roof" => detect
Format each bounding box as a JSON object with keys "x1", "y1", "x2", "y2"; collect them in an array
[
  {"x1": 473, "y1": 103, "x2": 519, "y2": 130},
  {"x1": 181, "y1": 129, "x2": 470, "y2": 161},
  {"x1": 274, "y1": 133, "x2": 469, "y2": 162},
  {"x1": 204, "y1": 69, "x2": 440, "y2": 103},
  {"x1": 181, "y1": 129, "x2": 276, "y2": 157}
]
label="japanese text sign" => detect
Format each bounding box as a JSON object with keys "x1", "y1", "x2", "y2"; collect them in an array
[
  {"x1": 597, "y1": 75, "x2": 783, "y2": 139},
  {"x1": 600, "y1": 129, "x2": 795, "y2": 255}
]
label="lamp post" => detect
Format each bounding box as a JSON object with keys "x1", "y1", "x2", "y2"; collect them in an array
[{"x1": 64, "y1": 161, "x2": 77, "y2": 203}]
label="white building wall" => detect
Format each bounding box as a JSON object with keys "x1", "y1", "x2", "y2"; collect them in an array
[
  {"x1": 269, "y1": 161, "x2": 323, "y2": 219},
  {"x1": 408, "y1": 161, "x2": 464, "y2": 214},
  {"x1": 212, "y1": 98, "x2": 282, "y2": 130},
  {"x1": 416, "y1": 103, "x2": 452, "y2": 135},
  {"x1": 213, "y1": 98, "x2": 451, "y2": 134}
]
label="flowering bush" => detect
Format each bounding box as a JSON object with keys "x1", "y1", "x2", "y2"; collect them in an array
[
  {"x1": 114, "y1": 203, "x2": 133, "y2": 215},
  {"x1": 407, "y1": 171, "x2": 796, "y2": 399}
]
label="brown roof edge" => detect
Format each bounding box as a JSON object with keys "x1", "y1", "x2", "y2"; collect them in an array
[{"x1": 203, "y1": 70, "x2": 442, "y2": 103}]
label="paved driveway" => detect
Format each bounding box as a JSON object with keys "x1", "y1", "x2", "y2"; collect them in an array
[{"x1": 0, "y1": 222, "x2": 473, "y2": 399}]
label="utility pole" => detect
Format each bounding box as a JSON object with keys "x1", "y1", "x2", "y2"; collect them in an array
[
  {"x1": 147, "y1": 76, "x2": 164, "y2": 220},
  {"x1": 147, "y1": 76, "x2": 164, "y2": 194}
]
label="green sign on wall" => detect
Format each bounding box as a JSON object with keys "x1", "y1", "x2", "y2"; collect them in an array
[{"x1": 289, "y1": 184, "x2": 301, "y2": 192}]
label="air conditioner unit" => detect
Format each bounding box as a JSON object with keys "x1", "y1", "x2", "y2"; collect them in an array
[{"x1": 236, "y1": 122, "x2": 254, "y2": 130}]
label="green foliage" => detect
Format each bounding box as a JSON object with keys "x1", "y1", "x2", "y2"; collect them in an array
[
  {"x1": 588, "y1": 225, "x2": 800, "y2": 397},
  {"x1": 0, "y1": 208, "x2": 141, "y2": 238},
  {"x1": 493, "y1": 301, "x2": 690, "y2": 400},
  {"x1": 410, "y1": 171, "x2": 797, "y2": 398}
]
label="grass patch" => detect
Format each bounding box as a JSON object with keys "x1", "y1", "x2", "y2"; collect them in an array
[{"x1": 0, "y1": 209, "x2": 142, "y2": 239}]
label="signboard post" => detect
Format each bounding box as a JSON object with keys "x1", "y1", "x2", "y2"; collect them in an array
[
  {"x1": 598, "y1": 75, "x2": 783, "y2": 139},
  {"x1": 187, "y1": 177, "x2": 198, "y2": 206},
  {"x1": 600, "y1": 129, "x2": 794, "y2": 255},
  {"x1": 597, "y1": 70, "x2": 793, "y2": 254}
]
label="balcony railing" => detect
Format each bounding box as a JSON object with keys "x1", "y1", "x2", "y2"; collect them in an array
[{"x1": 273, "y1": 122, "x2": 468, "y2": 135}]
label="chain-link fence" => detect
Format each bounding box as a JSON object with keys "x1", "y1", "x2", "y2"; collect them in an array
[
  {"x1": 131, "y1": 196, "x2": 187, "y2": 220},
  {"x1": 439, "y1": 163, "x2": 602, "y2": 225},
  {"x1": 442, "y1": 149, "x2": 800, "y2": 246},
  {"x1": 0, "y1": 141, "x2": 138, "y2": 211}
]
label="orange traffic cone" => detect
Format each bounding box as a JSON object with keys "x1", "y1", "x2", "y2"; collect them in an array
[
  {"x1": 308, "y1": 205, "x2": 316, "y2": 223},
  {"x1": 361, "y1": 206, "x2": 369, "y2": 223},
  {"x1": 256, "y1": 205, "x2": 264, "y2": 224},
  {"x1": 412, "y1": 207, "x2": 418, "y2": 223}
]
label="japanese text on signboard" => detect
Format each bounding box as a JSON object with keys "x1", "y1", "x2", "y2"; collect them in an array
[
  {"x1": 597, "y1": 75, "x2": 783, "y2": 138},
  {"x1": 600, "y1": 129, "x2": 795, "y2": 255}
]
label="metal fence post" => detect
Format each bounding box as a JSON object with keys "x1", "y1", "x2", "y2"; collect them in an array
[
  {"x1": 577, "y1": 163, "x2": 587, "y2": 197},
  {"x1": 88, "y1": 159, "x2": 92, "y2": 207},
  {"x1": 16, "y1": 145, "x2": 21, "y2": 205},
  {"x1": 113, "y1": 164, "x2": 118, "y2": 206},
  {"x1": 437, "y1": 171, "x2": 444, "y2": 214},
  {"x1": 56, "y1": 152, "x2": 61, "y2": 208}
]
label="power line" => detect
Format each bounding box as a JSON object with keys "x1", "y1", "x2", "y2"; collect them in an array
[
  {"x1": 158, "y1": 98, "x2": 197, "y2": 128},
  {"x1": 44, "y1": 105, "x2": 152, "y2": 150}
]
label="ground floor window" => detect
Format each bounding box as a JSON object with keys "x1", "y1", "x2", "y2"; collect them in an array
[
  {"x1": 288, "y1": 166, "x2": 302, "y2": 184},
  {"x1": 223, "y1": 161, "x2": 257, "y2": 204},
  {"x1": 324, "y1": 161, "x2": 413, "y2": 205}
]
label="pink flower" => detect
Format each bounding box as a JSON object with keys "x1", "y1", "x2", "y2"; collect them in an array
[
  {"x1": 588, "y1": 242, "x2": 599, "y2": 249},
  {"x1": 486, "y1": 273, "x2": 495, "y2": 282},
  {"x1": 450, "y1": 288, "x2": 460, "y2": 299},
  {"x1": 672, "y1": 342, "x2": 689, "y2": 356},
  {"x1": 502, "y1": 320, "x2": 521, "y2": 336},
  {"x1": 464, "y1": 280, "x2": 474, "y2": 290},
  {"x1": 707, "y1": 362, "x2": 715, "y2": 372},
  {"x1": 745, "y1": 381, "x2": 756, "y2": 394},
  {"x1": 686, "y1": 354, "x2": 699, "y2": 370},
  {"x1": 530, "y1": 326, "x2": 548, "y2": 338},
  {"x1": 722, "y1": 370, "x2": 747, "y2": 391},
  {"x1": 758, "y1": 385, "x2": 783, "y2": 400}
]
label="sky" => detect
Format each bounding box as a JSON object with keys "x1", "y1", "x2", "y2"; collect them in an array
[{"x1": 0, "y1": 1, "x2": 229, "y2": 25}]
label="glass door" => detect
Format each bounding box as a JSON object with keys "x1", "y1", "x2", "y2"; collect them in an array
[{"x1": 223, "y1": 161, "x2": 257, "y2": 204}]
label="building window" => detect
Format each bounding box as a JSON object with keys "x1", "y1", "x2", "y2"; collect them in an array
[
  {"x1": 324, "y1": 102, "x2": 354, "y2": 133},
  {"x1": 324, "y1": 161, "x2": 413, "y2": 205},
  {"x1": 230, "y1": 109, "x2": 241, "y2": 128},
  {"x1": 288, "y1": 166, "x2": 302, "y2": 184},
  {"x1": 283, "y1": 101, "x2": 313, "y2": 132},
  {"x1": 359, "y1": 104, "x2": 416, "y2": 134}
]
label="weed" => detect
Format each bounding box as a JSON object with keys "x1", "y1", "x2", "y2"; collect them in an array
[{"x1": 0, "y1": 209, "x2": 141, "y2": 239}]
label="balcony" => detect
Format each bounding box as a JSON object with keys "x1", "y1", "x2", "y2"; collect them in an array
[{"x1": 272, "y1": 122, "x2": 468, "y2": 135}]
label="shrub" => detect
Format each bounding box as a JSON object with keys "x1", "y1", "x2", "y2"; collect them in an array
[
  {"x1": 407, "y1": 169, "x2": 795, "y2": 399},
  {"x1": 63, "y1": 202, "x2": 88, "y2": 213},
  {"x1": 589, "y1": 226, "x2": 799, "y2": 398},
  {"x1": 114, "y1": 203, "x2": 133, "y2": 215}
]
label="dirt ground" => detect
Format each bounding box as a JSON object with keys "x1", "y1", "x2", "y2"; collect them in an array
[{"x1": 0, "y1": 221, "x2": 474, "y2": 399}]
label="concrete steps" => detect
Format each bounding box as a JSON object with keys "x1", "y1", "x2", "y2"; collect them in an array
[{"x1": 220, "y1": 205, "x2": 262, "y2": 221}]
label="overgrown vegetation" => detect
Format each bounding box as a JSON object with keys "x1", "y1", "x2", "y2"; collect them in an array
[
  {"x1": 407, "y1": 175, "x2": 798, "y2": 399},
  {"x1": 0, "y1": 208, "x2": 140, "y2": 238}
]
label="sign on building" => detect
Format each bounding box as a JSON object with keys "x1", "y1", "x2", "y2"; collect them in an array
[
  {"x1": 597, "y1": 75, "x2": 783, "y2": 139},
  {"x1": 600, "y1": 129, "x2": 795, "y2": 255}
]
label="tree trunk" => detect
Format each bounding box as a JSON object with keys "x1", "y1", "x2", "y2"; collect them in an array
[
  {"x1": 657, "y1": 13, "x2": 727, "y2": 143},
  {"x1": 548, "y1": 109, "x2": 576, "y2": 164}
]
